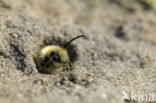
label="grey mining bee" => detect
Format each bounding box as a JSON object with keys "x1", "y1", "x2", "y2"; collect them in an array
[{"x1": 36, "y1": 35, "x2": 85, "y2": 74}]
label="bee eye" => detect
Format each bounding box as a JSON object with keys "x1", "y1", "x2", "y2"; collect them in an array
[
  {"x1": 49, "y1": 51, "x2": 61, "y2": 62},
  {"x1": 53, "y1": 55, "x2": 58, "y2": 61},
  {"x1": 53, "y1": 55, "x2": 61, "y2": 63}
]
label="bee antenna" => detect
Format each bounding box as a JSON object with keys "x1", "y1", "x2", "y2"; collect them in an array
[{"x1": 64, "y1": 35, "x2": 85, "y2": 48}]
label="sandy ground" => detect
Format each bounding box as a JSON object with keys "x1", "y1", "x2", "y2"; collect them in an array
[{"x1": 0, "y1": 0, "x2": 156, "y2": 103}]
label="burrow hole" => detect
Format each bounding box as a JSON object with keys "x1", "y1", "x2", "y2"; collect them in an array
[{"x1": 34, "y1": 36, "x2": 78, "y2": 74}]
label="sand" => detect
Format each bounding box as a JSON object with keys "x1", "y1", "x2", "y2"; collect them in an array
[{"x1": 0, "y1": 0, "x2": 156, "y2": 103}]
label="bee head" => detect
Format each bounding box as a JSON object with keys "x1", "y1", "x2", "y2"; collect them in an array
[
  {"x1": 38, "y1": 35, "x2": 85, "y2": 74},
  {"x1": 39, "y1": 45, "x2": 71, "y2": 74}
]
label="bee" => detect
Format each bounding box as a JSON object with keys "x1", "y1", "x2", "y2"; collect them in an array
[{"x1": 36, "y1": 35, "x2": 85, "y2": 74}]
